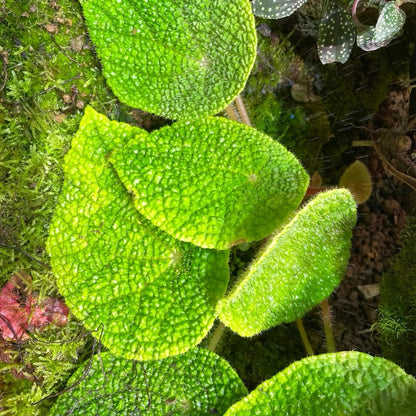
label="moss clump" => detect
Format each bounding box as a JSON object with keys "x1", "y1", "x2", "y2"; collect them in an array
[
  {"x1": 0, "y1": 319, "x2": 90, "y2": 416},
  {"x1": 0, "y1": 1, "x2": 139, "y2": 414},
  {"x1": 378, "y1": 217, "x2": 416, "y2": 376}
]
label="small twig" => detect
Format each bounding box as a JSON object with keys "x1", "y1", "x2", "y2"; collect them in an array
[
  {"x1": 0, "y1": 241, "x2": 51, "y2": 269},
  {"x1": 321, "y1": 298, "x2": 336, "y2": 353},
  {"x1": 0, "y1": 50, "x2": 8, "y2": 92},
  {"x1": 32, "y1": 74, "x2": 82, "y2": 98},
  {"x1": 353, "y1": 140, "x2": 416, "y2": 191},
  {"x1": 295, "y1": 318, "x2": 314, "y2": 356},
  {"x1": 47, "y1": 31, "x2": 83, "y2": 66},
  {"x1": 31, "y1": 326, "x2": 104, "y2": 405}
]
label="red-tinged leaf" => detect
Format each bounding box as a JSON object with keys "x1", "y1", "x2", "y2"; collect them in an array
[{"x1": 0, "y1": 272, "x2": 69, "y2": 341}]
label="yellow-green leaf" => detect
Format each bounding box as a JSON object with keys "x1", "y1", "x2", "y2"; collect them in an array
[
  {"x1": 80, "y1": 0, "x2": 257, "y2": 120},
  {"x1": 110, "y1": 117, "x2": 308, "y2": 250},
  {"x1": 47, "y1": 107, "x2": 229, "y2": 360},
  {"x1": 218, "y1": 189, "x2": 356, "y2": 336}
]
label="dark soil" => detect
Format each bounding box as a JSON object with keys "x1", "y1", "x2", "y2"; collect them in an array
[{"x1": 328, "y1": 88, "x2": 416, "y2": 355}]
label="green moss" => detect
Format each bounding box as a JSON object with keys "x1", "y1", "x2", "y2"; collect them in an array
[
  {"x1": 0, "y1": 319, "x2": 90, "y2": 416},
  {"x1": 0, "y1": 1, "x2": 138, "y2": 413},
  {"x1": 378, "y1": 217, "x2": 416, "y2": 376}
]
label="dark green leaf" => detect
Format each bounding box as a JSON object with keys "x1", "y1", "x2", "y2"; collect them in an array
[
  {"x1": 51, "y1": 349, "x2": 248, "y2": 416},
  {"x1": 318, "y1": 7, "x2": 356, "y2": 64}
]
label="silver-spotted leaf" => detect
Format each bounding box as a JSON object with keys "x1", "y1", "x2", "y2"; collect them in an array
[
  {"x1": 224, "y1": 352, "x2": 416, "y2": 415},
  {"x1": 51, "y1": 349, "x2": 248, "y2": 416},
  {"x1": 356, "y1": 25, "x2": 390, "y2": 51},
  {"x1": 374, "y1": 1, "x2": 405, "y2": 43},
  {"x1": 251, "y1": 0, "x2": 307, "y2": 19},
  {"x1": 109, "y1": 117, "x2": 308, "y2": 250},
  {"x1": 218, "y1": 189, "x2": 356, "y2": 336},
  {"x1": 318, "y1": 7, "x2": 356, "y2": 64},
  {"x1": 80, "y1": 0, "x2": 256, "y2": 120},
  {"x1": 47, "y1": 107, "x2": 230, "y2": 361}
]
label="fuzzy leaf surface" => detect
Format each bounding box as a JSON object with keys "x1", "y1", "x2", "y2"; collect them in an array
[
  {"x1": 47, "y1": 107, "x2": 230, "y2": 360},
  {"x1": 251, "y1": 0, "x2": 307, "y2": 19},
  {"x1": 218, "y1": 189, "x2": 356, "y2": 336},
  {"x1": 80, "y1": 0, "x2": 256, "y2": 120},
  {"x1": 110, "y1": 117, "x2": 308, "y2": 250},
  {"x1": 374, "y1": 1, "x2": 405, "y2": 43},
  {"x1": 224, "y1": 352, "x2": 416, "y2": 415},
  {"x1": 51, "y1": 349, "x2": 248, "y2": 416},
  {"x1": 318, "y1": 7, "x2": 356, "y2": 64}
]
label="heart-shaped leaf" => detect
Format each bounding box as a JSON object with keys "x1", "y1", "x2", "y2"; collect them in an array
[
  {"x1": 318, "y1": 7, "x2": 356, "y2": 64},
  {"x1": 251, "y1": 0, "x2": 308, "y2": 19},
  {"x1": 374, "y1": 1, "x2": 405, "y2": 43},
  {"x1": 218, "y1": 189, "x2": 356, "y2": 337},
  {"x1": 80, "y1": 0, "x2": 256, "y2": 120},
  {"x1": 109, "y1": 117, "x2": 308, "y2": 250},
  {"x1": 47, "y1": 107, "x2": 230, "y2": 361},
  {"x1": 51, "y1": 349, "x2": 248, "y2": 416},
  {"x1": 224, "y1": 352, "x2": 416, "y2": 415}
]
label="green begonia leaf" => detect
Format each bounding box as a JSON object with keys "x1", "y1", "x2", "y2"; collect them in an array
[
  {"x1": 251, "y1": 0, "x2": 308, "y2": 19},
  {"x1": 356, "y1": 25, "x2": 389, "y2": 51},
  {"x1": 356, "y1": 2, "x2": 405, "y2": 52},
  {"x1": 80, "y1": 0, "x2": 256, "y2": 120},
  {"x1": 109, "y1": 117, "x2": 308, "y2": 250},
  {"x1": 318, "y1": 7, "x2": 356, "y2": 64},
  {"x1": 374, "y1": 1, "x2": 405, "y2": 43},
  {"x1": 51, "y1": 349, "x2": 248, "y2": 416},
  {"x1": 224, "y1": 352, "x2": 416, "y2": 415},
  {"x1": 47, "y1": 107, "x2": 230, "y2": 360},
  {"x1": 218, "y1": 189, "x2": 356, "y2": 336}
]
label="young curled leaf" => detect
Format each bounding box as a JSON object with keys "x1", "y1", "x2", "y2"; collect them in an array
[
  {"x1": 356, "y1": 1, "x2": 405, "y2": 51},
  {"x1": 374, "y1": 1, "x2": 405, "y2": 43}
]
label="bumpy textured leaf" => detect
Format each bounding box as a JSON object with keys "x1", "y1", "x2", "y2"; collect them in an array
[
  {"x1": 51, "y1": 349, "x2": 248, "y2": 416},
  {"x1": 224, "y1": 352, "x2": 416, "y2": 415},
  {"x1": 251, "y1": 0, "x2": 307, "y2": 19},
  {"x1": 110, "y1": 117, "x2": 308, "y2": 250},
  {"x1": 374, "y1": 1, "x2": 405, "y2": 43},
  {"x1": 218, "y1": 189, "x2": 356, "y2": 336},
  {"x1": 47, "y1": 107, "x2": 230, "y2": 360},
  {"x1": 80, "y1": 0, "x2": 256, "y2": 120},
  {"x1": 318, "y1": 7, "x2": 356, "y2": 64}
]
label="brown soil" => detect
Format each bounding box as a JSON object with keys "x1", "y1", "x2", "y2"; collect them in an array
[{"x1": 330, "y1": 87, "x2": 416, "y2": 354}]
